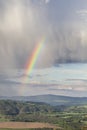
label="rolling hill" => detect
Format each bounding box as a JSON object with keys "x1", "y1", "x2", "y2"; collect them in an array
[{"x1": 0, "y1": 94, "x2": 87, "y2": 106}]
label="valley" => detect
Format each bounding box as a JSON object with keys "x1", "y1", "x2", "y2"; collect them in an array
[{"x1": 0, "y1": 96, "x2": 87, "y2": 130}]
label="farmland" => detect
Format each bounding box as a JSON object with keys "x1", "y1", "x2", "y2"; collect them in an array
[
  {"x1": 0, "y1": 100, "x2": 87, "y2": 130},
  {"x1": 0, "y1": 122, "x2": 61, "y2": 129}
]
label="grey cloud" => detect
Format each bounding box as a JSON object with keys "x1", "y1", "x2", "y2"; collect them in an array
[
  {"x1": 0, "y1": 0, "x2": 87, "y2": 71},
  {"x1": 41, "y1": 0, "x2": 50, "y2": 4},
  {"x1": 0, "y1": 0, "x2": 49, "y2": 70},
  {"x1": 77, "y1": 10, "x2": 87, "y2": 15},
  {"x1": 0, "y1": 84, "x2": 19, "y2": 96},
  {"x1": 66, "y1": 79, "x2": 87, "y2": 82}
]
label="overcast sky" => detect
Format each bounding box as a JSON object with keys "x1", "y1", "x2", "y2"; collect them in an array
[
  {"x1": 0, "y1": 0, "x2": 87, "y2": 70},
  {"x1": 0, "y1": 0, "x2": 87, "y2": 96}
]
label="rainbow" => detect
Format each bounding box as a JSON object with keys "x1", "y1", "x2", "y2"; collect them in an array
[
  {"x1": 20, "y1": 37, "x2": 45, "y2": 94},
  {"x1": 19, "y1": 37, "x2": 46, "y2": 95}
]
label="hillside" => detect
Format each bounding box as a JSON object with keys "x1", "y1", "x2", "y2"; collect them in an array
[
  {"x1": 0, "y1": 95, "x2": 87, "y2": 106},
  {"x1": 0, "y1": 100, "x2": 87, "y2": 130}
]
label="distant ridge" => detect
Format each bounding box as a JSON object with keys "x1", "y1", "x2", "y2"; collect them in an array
[{"x1": 0, "y1": 94, "x2": 87, "y2": 106}]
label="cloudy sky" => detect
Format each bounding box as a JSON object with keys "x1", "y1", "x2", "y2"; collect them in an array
[{"x1": 0, "y1": 0, "x2": 87, "y2": 96}]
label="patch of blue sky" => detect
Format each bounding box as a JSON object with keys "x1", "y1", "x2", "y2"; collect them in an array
[{"x1": 29, "y1": 63, "x2": 87, "y2": 85}]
